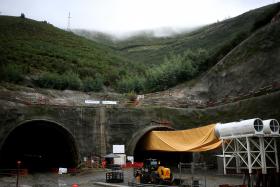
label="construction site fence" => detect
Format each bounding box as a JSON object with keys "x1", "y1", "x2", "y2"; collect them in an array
[
  {"x1": 128, "y1": 180, "x2": 246, "y2": 187},
  {"x1": 178, "y1": 162, "x2": 215, "y2": 175},
  {"x1": 83, "y1": 160, "x2": 102, "y2": 168},
  {"x1": 127, "y1": 182, "x2": 171, "y2": 187},
  {"x1": 80, "y1": 160, "x2": 143, "y2": 169},
  {"x1": 0, "y1": 169, "x2": 28, "y2": 176},
  {"x1": 122, "y1": 162, "x2": 144, "y2": 168},
  {"x1": 50, "y1": 168, "x2": 80, "y2": 174}
]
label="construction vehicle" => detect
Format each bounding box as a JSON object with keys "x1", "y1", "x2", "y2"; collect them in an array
[{"x1": 135, "y1": 158, "x2": 173, "y2": 185}]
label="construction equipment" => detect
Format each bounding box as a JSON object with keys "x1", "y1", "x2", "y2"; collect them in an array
[
  {"x1": 135, "y1": 158, "x2": 173, "y2": 185},
  {"x1": 106, "y1": 164, "x2": 124, "y2": 183}
]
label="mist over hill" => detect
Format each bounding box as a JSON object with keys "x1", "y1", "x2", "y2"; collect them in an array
[
  {"x1": 72, "y1": 26, "x2": 197, "y2": 42},
  {"x1": 1, "y1": 3, "x2": 279, "y2": 96}
]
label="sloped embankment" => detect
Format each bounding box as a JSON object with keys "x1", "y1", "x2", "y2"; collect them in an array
[
  {"x1": 157, "y1": 12, "x2": 280, "y2": 105},
  {"x1": 198, "y1": 16, "x2": 280, "y2": 100}
]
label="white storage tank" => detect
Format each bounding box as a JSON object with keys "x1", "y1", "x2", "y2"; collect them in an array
[
  {"x1": 215, "y1": 118, "x2": 264, "y2": 138},
  {"x1": 263, "y1": 119, "x2": 279, "y2": 134}
]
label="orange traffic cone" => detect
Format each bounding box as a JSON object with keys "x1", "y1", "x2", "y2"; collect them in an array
[{"x1": 72, "y1": 184, "x2": 79, "y2": 187}]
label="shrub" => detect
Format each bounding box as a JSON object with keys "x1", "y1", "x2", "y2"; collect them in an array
[
  {"x1": 0, "y1": 64, "x2": 23, "y2": 83},
  {"x1": 36, "y1": 72, "x2": 63, "y2": 89},
  {"x1": 116, "y1": 48, "x2": 208, "y2": 93},
  {"x1": 36, "y1": 71, "x2": 82, "y2": 90},
  {"x1": 127, "y1": 91, "x2": 137, "y2": 101},
  {"x1": 83, "y1": 76, "x2": 103, "y2": 92},
  {"x1": 144, "y1": 51, "x2": 198, "y2": 92},
  {"x1": 63, "y1": 71, "x2": 82, "y2": 90},
  {"x1": 117, "y1": 75, "x2": 145, "y2": 93}
]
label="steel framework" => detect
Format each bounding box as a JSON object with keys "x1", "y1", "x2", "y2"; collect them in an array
[{"x1": 221, "y1": 134, "x2": 279, "y2": 175}]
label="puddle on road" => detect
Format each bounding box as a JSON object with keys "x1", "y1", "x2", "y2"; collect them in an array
[{"x1": 58, "y1": 179, "x2": 67, "y2": 186}]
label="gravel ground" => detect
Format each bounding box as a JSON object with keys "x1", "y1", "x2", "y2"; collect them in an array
[{"x1": 0, "y1": 168, "x2": 243, "y2": 187}]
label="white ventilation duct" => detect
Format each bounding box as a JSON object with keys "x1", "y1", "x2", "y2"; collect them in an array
[
  {"x1": 263, "y1": 119, "x2": 279, "y2": 134},
  {"x1": 215, "y1": 118, "x2": 264, "y2": 138}
]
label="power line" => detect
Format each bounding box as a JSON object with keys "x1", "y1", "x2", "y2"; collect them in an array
[{"x1": 67, "y1": 12, "x2": 71, "y2": 31}]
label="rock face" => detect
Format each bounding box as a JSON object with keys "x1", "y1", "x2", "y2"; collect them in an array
[
  {"x1": 140, "y1": 19, "x2": 280, "y2": 106},
  {"x1": 201, "y1": 21, "x2": 280, "y2": 100},
  {"x1": 0, "y1": 90, "x2": 280, "y2": 168}
]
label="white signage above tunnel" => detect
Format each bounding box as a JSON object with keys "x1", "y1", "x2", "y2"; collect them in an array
[
  {"x1": 113, "y1": 145, "x2": 125, "y2": 154},
  {"x1": 84, "y1": 100, "x2": 117, "y2": 105}
]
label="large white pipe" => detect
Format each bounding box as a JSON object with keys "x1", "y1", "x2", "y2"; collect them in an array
[
  {"x1": 215, "y1": 118, "x2": 264, "y2": 138},
  {"x1": 263, "y1": 119, "x2": 279, "y2": 134}
]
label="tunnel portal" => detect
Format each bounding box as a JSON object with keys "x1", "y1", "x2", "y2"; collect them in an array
[
  {"x1": 133, "y1": 127, "x2": 192, "y2": 167},
  {"x1": 0, "y1": 120, "x2": 79, "y2": 172}
]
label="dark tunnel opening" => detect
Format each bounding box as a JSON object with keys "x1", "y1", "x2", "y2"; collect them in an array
[
  {"x1": 134, "y1": 149, "x2": 192, "y2": 168},
  {"x1": 0, "y1": 120, "x2": 78, "y2": 172},
  {"x1": 133, "y1": 130, "x2": 192, "y2": 168}
]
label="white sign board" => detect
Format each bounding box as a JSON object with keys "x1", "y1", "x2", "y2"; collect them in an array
[
  {"x1": 127, "y1": 156, "x2": 134, "y2": 164},
  {"x1": 114, "y1": 154, "x2": 126, "y2": 165},
  {"x1": 58, "y1": 168, "x2": 67, "y2": 174},
  {"x1": 113, "y1": 145, "x2": 125, "y2": 153},
  {"x1": 102, "y1": 101, "x2": 118, "y2": 105},
  {"x1": 85, "y1": 100, "x2": 100, "y2": 104},
  {"x1": 137, "y1": 95, "x2": 145, "y2": 100}
]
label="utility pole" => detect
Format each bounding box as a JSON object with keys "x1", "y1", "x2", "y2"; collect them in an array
[
  {"x1": 16, "y1": 160, "x2": 21, "y2": 187},
  {"x1": 67, "y1": 12, "x2": 71, "y2": 31}
]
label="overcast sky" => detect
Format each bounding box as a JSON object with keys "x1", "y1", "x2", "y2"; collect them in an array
[{"x1": 0, "y1": 0, "x2": 278, "y2": 35}]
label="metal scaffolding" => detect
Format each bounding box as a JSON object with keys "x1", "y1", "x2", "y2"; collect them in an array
[{"x1": 221, "y1": 134, "x2": 279, "y2": 175}]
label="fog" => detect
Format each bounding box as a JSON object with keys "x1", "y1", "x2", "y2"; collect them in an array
[{"x1": 0, "y1": 0, "x2": 278, "y2": 37}]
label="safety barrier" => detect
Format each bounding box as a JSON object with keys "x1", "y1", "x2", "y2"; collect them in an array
[
  {"x1": 0, "y1": 169, "x2": 28, "y2": 176},
  {"x1": 50, "y1": 168, "x2": 79, "y2": 174},
  {"x1": 127, "y1": 182, "x2": 171, "y2": 187},
  {"x1": 122, "y1": 162, "x2": 143, "y2": 168}
]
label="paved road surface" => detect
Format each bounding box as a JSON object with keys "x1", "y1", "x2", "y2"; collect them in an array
[{"x1": 0, "y1": 168, "x2": 243, "y2": 187}]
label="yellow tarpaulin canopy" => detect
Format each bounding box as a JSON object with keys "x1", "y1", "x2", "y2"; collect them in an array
[{"x1": 142, "y1": 124, "x2": 221, "y2": 152}]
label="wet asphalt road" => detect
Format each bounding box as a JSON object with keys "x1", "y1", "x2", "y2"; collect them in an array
[
  {"x1": 0, "y1": 168, "x2": 108, "y2": 187},
  {"x1": 0, "y1": 168, "x2": 243, "y2": 187}
]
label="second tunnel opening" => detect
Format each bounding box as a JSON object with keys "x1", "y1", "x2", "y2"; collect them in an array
[{"x1": 0, "y1": 120, "x2": 79, "y2": 172}]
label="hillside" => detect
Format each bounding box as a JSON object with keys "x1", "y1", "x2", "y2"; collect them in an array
[
  {"x1": 140, "y1": 15, "x2": 280, "y2": 108},
  {"x1": 0, "y1": 3, "x2": 280, "y2": 95},
  {"x1": 81, "y1": 3, "x2": 280, "y2": 68},
  {"x1": 0, "y1": 16, "x2": 138, "y2": 92},
  {"x1": 194, "y1": 12, "x2": 280, "y2": 100},
  {"x1": 75, "y1": 3, "x2": 280, "y2": 93}
]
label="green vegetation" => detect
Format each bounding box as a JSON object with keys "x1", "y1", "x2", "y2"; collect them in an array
[
  {"x1": 0, "y1": 3, "x2": 279, "y2": 93},
  {"x1": 117, "y1": 49, "x2": 208, "y2": 93},
  {"x1": 0, "y1": 15, "x2": 135, "y2": 92},
  {"x1": 113, "y1": 3, "x2": 280, "y2": 68},
  {"x1": 36, "y1": 71, "x2": 82, "y2": 90},
  {"x1": 0, "y1": 64, "x2": 24, "y2": 83}
]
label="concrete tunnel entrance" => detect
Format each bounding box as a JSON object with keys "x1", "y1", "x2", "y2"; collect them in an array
[
  {"x1": 133, "y1": 126, "x2": 192, "y2": 168},
  {"x1": 0, "y1": 120, "x2": 79, "y2": 172}
]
